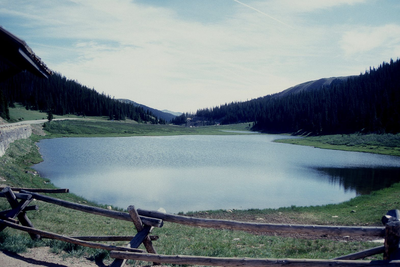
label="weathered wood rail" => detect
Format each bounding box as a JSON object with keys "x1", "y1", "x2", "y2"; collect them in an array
[
  {"x1": 0, "y1": 187, "x2": 69, "y2": 193},
  {"x1": 2, "y1": 186, "x2": 400, "y2": 266},
  {"x1": 110, "y1": 251, "x2": 400, "y2": 266},
  {"x1": 0, "y1": 187, "x2": 161, "y2": 267},
  {"x1": 137, "y1": 209, "x2": 385, "y2": 237},
  {"x1": 19, "y1": 190, "x2": 163, "y2": 227},
  {"x1": 0, "y1": 219, "x2": 144, "y2": 253}
]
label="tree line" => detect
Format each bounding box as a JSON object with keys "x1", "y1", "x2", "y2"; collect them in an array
[
  {"x1": 0, "y1": 61, "x2": 163, "y2": 124},
  {"x1": 192, "y1": 58, "x2": 400, "y2": 135}
]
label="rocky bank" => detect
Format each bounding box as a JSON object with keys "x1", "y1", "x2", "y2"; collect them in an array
[{"x1": 0, "y1": 123, "x2": 32, "y2": 157}]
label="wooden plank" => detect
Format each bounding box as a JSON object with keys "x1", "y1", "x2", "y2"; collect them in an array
[
  {"x1": 0, "y1": 192, "x2": 33, "y2": 200},
  {"x1": 20, "y1": 190, "x2": 163, "y2": 228},
  {"x1": 0, "y1": 216, "x2": 18, "y2": 224},
  {"x1": 4, "y1": 199, "x2": 33, "y2": 219},
  {"x1": 128, "y1": 205, "x2": 158, "y2": 254},
  {"x1": 0, "y1": 219, "x2": 145, "y2": 253},
  {"x1": 333, "y1": 246, "x2": 384, "y2": 260},
  {"x1": 71, "y1": 236, "x2": 136, "y2": 242},
  {"x1": 137, "y1": 209, "x2": 385, "y2": 237},
  {"x1": 110, "y1": 205, "x2": 158, "y2": 267},
  {"x1": 0, "y1": 187, "x2": 69, "y2": 193},
  {"x1": 109, "y1": 225, "x2": 152, "y2": 267},
  {"x1": 1, "y1": 187, "x2": 39, "y2": 239},
  {"x1": 0, "y1": 206, "x2": 38, "y2": 217},
  {"x1": 23, "y1": 205, "x2": 39, "y2": 211},
  {"x1": 128, "y1": 225, "x2": 152, "y2": 249},
  {"x1": 110, "y1": 252, "x2": 400, "y2": 266},
  {"x1": 71, "y1": 235, "x2": 159, "y2": 242},
  {"x1": 0, "y1": 187, "x2": 33, "y2": 200}
]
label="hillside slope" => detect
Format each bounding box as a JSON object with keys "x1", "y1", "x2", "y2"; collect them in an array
[
  {"x1": 118, "y1": 99, "x2": 176, "y2": 122},
  {"x1": 194, "y1": 59, "x2": 400, "y2": 135},
  {"x1": 275, "y1": 77, "x2": 349, "y2": 98}
]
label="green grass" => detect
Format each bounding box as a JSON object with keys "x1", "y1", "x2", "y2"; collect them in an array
[
  {"x1": 8, "y1": 104, "x2": 90, "y2": 122},
  {"x1": 0, "y1": 134, "x2": 393, "y2": 264},
  {"x1": 41, "y1": 120, "x2": 254, "y2": 138},
  {"x1": 275, "y1": 133, "x2": 400, "y2": 156},
  {"x1": 154, "y1": 223, "x2": 379, "y2": 260},
  {"x1": 186, "y1": 182, "x2": 400, "y2": 227},
  {"x1": 1, "y1": 112, "x2": 399, "y2": 264}
]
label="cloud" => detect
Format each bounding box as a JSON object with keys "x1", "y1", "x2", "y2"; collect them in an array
[
  {"x1": 268, "y1": 0, "x2": 367, "y2": 13},
  {"x1": 340, "y1": 24, "x2": 400, "y2": 56},
  {"x1": 232, "y1": 0, "x2": 294, "y2": 28},
  {"x1": 1, "y1": 0, "x2": 397, "y2": 111},
  {"x1": 33, "y1": 1, "x2": 299, "y2": 109}
]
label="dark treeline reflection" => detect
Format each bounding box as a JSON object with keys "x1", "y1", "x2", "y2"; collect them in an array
[{"x1": 314, "y1": 167, "x2": 400, "y2": 195}]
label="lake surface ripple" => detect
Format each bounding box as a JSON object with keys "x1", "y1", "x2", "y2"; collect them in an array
[{"x1": 34, "y1": 134, "x2": 400, "y2": 213}]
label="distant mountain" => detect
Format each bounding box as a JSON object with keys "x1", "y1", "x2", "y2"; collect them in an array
[
  {"x1": 118, "y1": 99, "x2": 177, "y2": 122},
  {"x1": 162, "y1": 110, "x2": 182, "y2": 117}
]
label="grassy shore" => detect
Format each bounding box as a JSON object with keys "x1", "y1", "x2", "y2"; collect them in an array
[
  {"x1": 1, "y1": 117, "x2": 399, "y2": 264},
  {"x1": 40, "y1": 119, "x2": 255, "y2": 138},
  {"x1": 275, "y1": 133, "x2": 400, "y2": 157}
]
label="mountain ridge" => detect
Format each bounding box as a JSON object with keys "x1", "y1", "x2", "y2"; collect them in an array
[
  {"x1": 274, "y1": 76, "x2": 350, "y2": 98},
  {"x1": 118, "y1": 99, "x2": 177, "y2": 122},
  {"x1": 191, "y1": 58, "x2": 400, "y2": 135}
]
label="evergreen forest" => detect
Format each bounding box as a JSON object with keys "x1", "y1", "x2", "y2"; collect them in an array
[
  {"x1": 0, "y1": 61, "x2": 162, "y2": 124},
  {"x1": 190, "y1": 58, "x2": 400, "y2": 135},
  {"x1": 2, "y1": 57, "x2": 400, "y2": 135}
]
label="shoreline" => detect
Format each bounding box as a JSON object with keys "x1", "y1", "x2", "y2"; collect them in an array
[
  {"x1": 274, "y1": 133, "x2": 400, "y2": 157},
  {"x1": 1, "y1": 130, "x2": 400, "y2": 262}
]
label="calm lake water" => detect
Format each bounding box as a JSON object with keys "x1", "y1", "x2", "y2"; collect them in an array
[{"x1": 33, "y1": 134, "x2": 400, "y2": 213}]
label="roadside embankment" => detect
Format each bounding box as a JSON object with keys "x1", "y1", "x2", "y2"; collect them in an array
[{"x1": 0, "y1": 124, "x2": 32, "y2": 157}]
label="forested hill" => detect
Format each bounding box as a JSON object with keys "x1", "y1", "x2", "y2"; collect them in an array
[
  {"x1": 193, "y1": 59, "x2": 400, "y2": 135},
  {"x1": 118, "y1": 99, "x2": 175, "y2": 122},
  {"x1": 274, "y1": 77, "x2": 350, "y2": 98},
  {"x1": 0, "y1": 62, "x2": 161, "y2": 123}
]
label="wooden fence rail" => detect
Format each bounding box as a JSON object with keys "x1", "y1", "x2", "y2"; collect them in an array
[
  {"x1": 1, "y1": 187, "x2": 400, "y2": 266},
  {"x1": 137, "y1": 209, "x2": 385, "y2": 237},
  {"x1": 20, "y1": 190, "x2": 163, "y2": 228},
  {"x1": 0, "y1": 219, "x2": 144, "y2": 253},
  {"x1": 109, "y1": 251, "x2": 400, "y2": 267},
  {"x1": 333, "y1": 246, "x2": 385, "y2": 260},
  {"x1": 0, "y1": 187, "x2": 161, "y2": 267},
  {"x1": 70, "y1": 235, "x2": 159, "y2": 242},
  {"x1": 0, "y1": 187, "x2": 69, "y2": 193}
]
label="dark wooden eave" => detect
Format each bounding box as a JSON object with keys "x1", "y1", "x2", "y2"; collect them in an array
[{"x1": 0, "y1": 26, "x2": 53, "y2": 80}]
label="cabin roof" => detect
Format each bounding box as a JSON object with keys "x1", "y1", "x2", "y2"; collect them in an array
[{"x1": 0, "y1": 26, "x2": 53, "y2": 79}]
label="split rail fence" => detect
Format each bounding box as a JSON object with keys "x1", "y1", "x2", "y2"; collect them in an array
[{"x1": 1, "y1": 186, "x2": 400, "y2": 266}]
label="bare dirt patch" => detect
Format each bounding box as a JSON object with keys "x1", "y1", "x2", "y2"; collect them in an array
[{"x1": 0, "y1": 247, "x2": 105, "y2": 267}]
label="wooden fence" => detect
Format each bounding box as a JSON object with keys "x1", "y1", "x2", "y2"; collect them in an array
[{"x1": 1, "y1": 186, "x2": 400, "y2": 266}]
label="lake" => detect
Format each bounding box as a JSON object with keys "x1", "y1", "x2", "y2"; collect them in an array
[{"x1": 33, "y1": 134, "x2": 400, "y2": 213}]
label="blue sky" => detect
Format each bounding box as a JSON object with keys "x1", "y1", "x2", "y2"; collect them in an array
[{"x1": 1, "y1": 0, "x2": 399, "y2": 112}]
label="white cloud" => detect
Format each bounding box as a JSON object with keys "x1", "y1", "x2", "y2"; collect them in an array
[
  {"x1": 340, "y1": 24, "x2": 400, "y2": 56},
  {"x1": 262, "y1": 0, "x2": 367, "y2": 13},
  {"x1": 1, "y1": 0, "x2": 398, "y2": 111},
  {"x1": 39, "y1": 1, "x2": 301, "y2": 109}
]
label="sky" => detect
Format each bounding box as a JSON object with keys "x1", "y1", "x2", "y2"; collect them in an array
[{"x1": 1, "y1": 0, "x2": 400, "y2": 113}]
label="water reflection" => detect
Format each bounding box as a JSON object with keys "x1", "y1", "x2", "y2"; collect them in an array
[
  {"x1": 33, "y1": 135, "x2": 400, "y2": 212},
  {"x1": 314, "y1": 167, "x2": 400, "y2": 195}
]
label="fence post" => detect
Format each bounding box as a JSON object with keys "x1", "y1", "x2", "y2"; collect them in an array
[
  {"x1": 383, "y1": 209, "x2": 400, "y2": 260},
  {"x1": 128, "y1": 205, "x2": 158, "y2": 255},
  {"x1": 0, "y1": 187, "x2": 40, "y2": 240},
  {"x1": 110, "y1": 205, "x2": 159, "y2": 267}
]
